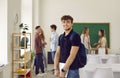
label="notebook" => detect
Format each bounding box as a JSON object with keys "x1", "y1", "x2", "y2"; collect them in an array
[{"x1": 59, "y1": 63, "x2": 68, "y2": 77}]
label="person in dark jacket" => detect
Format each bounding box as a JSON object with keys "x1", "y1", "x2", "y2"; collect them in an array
[{"x1": 34, "y1": 26, "x2": 46, "y2": 76}]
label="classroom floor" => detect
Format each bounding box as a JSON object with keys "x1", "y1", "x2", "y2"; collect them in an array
[{"x1": 32, "y1": 64, "x2": 56, "y2": 78}]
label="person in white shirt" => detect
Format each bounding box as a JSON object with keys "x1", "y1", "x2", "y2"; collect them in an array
[
  {"x1": 94, "y1": 29, "x2": 107, "y2": 48},
  {"x1": 81, "y1": 27, "x2": 91, "y2": 54},
  {"x1": 50, "y1": 24, "x2": 58, "y2": 63}
]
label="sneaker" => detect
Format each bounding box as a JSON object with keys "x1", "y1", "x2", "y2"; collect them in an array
[
  {"x1": 43, "y1": 73, "x2": 47, "y2": 75},
  {"x1": 36, "y1": 73, "x2": 44, "y2": 76},
  {"x1": 37, "y1": 73, "x2": 47, "y2": 77}
]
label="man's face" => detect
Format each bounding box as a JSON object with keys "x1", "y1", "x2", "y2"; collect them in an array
[
  {"x1": 50, "y1": 28, "x2": 54, "y2": 32},
  {"x1": 61, "y1": 19, "x2": 73, "y2": 31}
]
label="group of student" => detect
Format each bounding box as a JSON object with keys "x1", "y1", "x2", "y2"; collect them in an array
[
  {"x1": 33, "y1": 15, "x2": 107, "y2": 78},
  {"x1": 81, "y1": 27, "x2": 107, "y2": 54},
  {"x1": 34, "y1": 24, "x2": 58, "y2": 76}
]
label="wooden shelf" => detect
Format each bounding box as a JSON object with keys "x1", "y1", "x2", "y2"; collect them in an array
[
  {"x1": 14, "y1": 59, "x2": 31, "y2": 63},
  {"x1": 14, "y1": 47, "x2": 25, "y2": 51},
  {"x1": 14, "y1": 46, "x2": 26, "y2": 49},
  {"x1": 14, "y1": 69, "x2": 31, "y2": 75},
  {"x1": 13, "y1": 33, "x2": 31, "y2": 36},
  {"x1": 13, "y1": 46, "x2": 31, "y2": 50},
  {"x1": 12, "y1": 33, "x2": 31, "y2": 78}
]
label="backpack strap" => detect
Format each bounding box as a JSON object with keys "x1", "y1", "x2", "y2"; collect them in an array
[{"x1": 69, "y1": 31, "x2": 76, "y2": 41}]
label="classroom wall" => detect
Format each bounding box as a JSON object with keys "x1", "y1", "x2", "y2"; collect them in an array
[
  {"x1": 6, "y1": 0, "x2": 21, "y2": 78},
  {"x1": 38, "y1": 0, "x2": 120, "y2": 51}
]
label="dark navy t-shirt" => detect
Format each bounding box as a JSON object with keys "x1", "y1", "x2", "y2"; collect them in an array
[{"x1": 58, "y1": 30, "x2": 81, "y2": 69}]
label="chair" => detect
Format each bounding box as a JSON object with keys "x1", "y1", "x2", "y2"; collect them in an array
[
  {"x1": 106, "y1": 55, "x2": 119, "y2": 64},
  {"x1": 87, "y1": 55, "x2": 102, "y2": 64},
  {"x1": 93, "y1": 68, "x2": 114, "y2": 78},
  {"x1": 98, "y1": 48, "x2": 106, "y2": 55}
]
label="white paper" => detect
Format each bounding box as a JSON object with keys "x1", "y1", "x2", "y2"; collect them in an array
[{"x1": 59, "y1": 63, "x2": 68, "y2": 77}]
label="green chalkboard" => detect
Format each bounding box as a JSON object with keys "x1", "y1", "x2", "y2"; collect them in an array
[{"x1": 73, "y1": 23, "x2": 110, "y2": 48}]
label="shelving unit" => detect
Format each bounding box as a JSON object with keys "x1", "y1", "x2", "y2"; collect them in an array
[{"x1": 12, "y1": 33, "x2": 31, "y2": 78}]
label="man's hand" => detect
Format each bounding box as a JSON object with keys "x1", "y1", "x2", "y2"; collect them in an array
[
  {"x1": 54, "y1": 69, "x2": 60, "y2": 77},
  {"x1": 59, "y1": 71, "x2": 66, "y2": 78}
]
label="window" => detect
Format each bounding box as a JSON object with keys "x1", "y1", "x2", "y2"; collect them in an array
[{"x1": 0, "y1": 0, "x2": 8, "y2": 64}]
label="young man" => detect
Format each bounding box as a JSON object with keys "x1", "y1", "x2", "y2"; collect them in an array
[
  {"x1": 54, "y1": 15, "x2": 81, "y2": 78},
  {"x1": 34, "y1": 26, "x2": 45, "y2": 76},
  {"x1": 50, "y1": 24, "x2": 58, "y2": 62}
]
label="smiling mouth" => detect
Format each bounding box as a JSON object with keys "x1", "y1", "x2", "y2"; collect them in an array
[{"x1": 64, "y1": 28, "x2": 71, "y2": 31}]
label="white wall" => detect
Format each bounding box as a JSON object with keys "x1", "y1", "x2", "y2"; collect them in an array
[
  {"x1": 0, "y1": 0, "x2": 8, "y2": 64},
  {"x1": 32, "y1": 0, "x2": 40, "y2": 49},
  {"x1": 6, "y1": 0, "x2": 21, "y2": 78},
  {"x1": 39, "y1": 0, "x2": 120, "y2": 51},
  {"x1": 0, "y1": 0, "x2": 21, "y2": 77},
  {"x1": 21, "y1": 0, "x2": 32, "y2": 33}
]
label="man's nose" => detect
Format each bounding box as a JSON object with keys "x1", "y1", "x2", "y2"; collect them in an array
[{"x1": 64, "y1": 22, "x2": 67, "y2": 25}]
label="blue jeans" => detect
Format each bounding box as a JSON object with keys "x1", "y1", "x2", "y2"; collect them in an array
[
  {"x1": 42, "y1": 48, "x2": 47, "y2": 68},
  {"x1": 51, "y1": 51, "x2": 56, "y2": 63},
  {"x1": 35, "y1": 53, "x2": 44, "y2": 75},
  {"x1": 67, "y1": 69, "x2": 80, "y2": 78}
]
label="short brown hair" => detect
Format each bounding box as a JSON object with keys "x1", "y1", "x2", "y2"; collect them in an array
[
  {"x1": 61, "y1": 15, "x2": 73, "y2": 23},
  {"x1": 50, "y1": 24, "x2": 57, "y2": 30}
]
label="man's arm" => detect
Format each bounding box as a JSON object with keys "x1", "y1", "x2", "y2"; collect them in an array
[
  {"x1": 54, "y1": 46, "x2": 60, "y2": 77},
  {"x1": 63, "y1": 46, "x2": 79, "y2": 70},
  {"x1": 54, "y1": 46, "x2": 60, "y2": 70}
]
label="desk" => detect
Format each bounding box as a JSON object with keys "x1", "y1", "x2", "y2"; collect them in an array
[
  {"x1": 87, "y1": 54, "x2": 118, "y2": 64},
  {"x1": 80, "y1": 64, "x2": 120, "y2": 78}
]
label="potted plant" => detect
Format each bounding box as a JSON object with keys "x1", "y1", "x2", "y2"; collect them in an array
[
  {"x1": 19, "y1": 23, "x2": 29, "y2": 33},
  {"x1": 30, "y1": 50, "x2": 35, "y2": 62}
]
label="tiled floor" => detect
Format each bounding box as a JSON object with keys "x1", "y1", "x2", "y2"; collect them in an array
[{"x1": 32, "y1": 64, "x2": 57, "y2": 78}]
